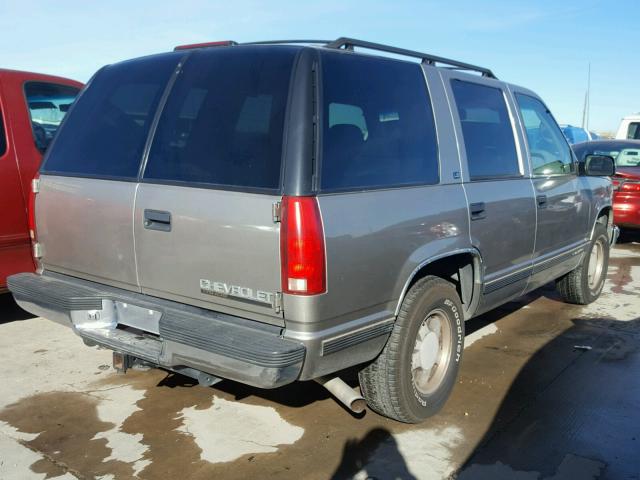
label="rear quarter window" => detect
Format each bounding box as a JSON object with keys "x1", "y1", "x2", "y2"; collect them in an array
[
  {"x1": 42, "y1": 53, "x2": 182, "y2": 179},
  {"x1": 320, "y1": 52, "x2": 439, "y2": 191},
  {"x1": 142, "y1": 46, "x2": 297, "y2": 191}
]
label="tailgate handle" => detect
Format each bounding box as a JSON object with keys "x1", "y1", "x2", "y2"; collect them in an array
[{"x1": 144, "y1": 209, "x2": 172, "y2": 232}]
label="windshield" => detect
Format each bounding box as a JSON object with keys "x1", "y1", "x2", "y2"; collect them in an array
[{"x1": 24, "y1": 81, "x2": 80, "y2": 152}]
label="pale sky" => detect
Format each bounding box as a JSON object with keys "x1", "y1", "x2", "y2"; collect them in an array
[{"x1": 1, "y1": 0, "x2": 636, "y2": 132}]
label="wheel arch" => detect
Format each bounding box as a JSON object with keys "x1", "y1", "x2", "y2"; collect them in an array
[
  {"x1": 591, "y1": 205, "x2": 613, "y2": 240},
  {"x1": 394, "y1": 249, "x2": 483, "y2": 321}
]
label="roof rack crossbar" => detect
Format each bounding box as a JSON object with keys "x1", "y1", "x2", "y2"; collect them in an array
[
  {"x1": 242, "y1": 39, "x2": 332, "y2": 46},
  {"x1": 324, "y1": 37, "x2": 497, "y2": 79}
]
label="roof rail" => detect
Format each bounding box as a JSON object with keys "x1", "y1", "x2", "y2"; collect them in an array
[
  {"x1": 242, "y1": 39, "x2": 332, "y2": 46},
  {"x1": 324, "y1": 37, "x2": 497, "y2": 79}
]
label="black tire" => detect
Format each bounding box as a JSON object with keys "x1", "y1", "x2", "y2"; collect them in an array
[
  {"x1": 556, "y1": 222, "x2": 610, "y2": 305},
  {"x1": 359, "y1": 276, "x2": 464, "y2": 423}
]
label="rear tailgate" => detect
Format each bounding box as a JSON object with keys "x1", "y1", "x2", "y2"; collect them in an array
[
  {"x1": 35, "y1": 52, "x2": 183, "y2": 291},
  {"x1": 134, "y1": 185, "x2": 283, "y2": 324},
  {"x1": 37, "y1": 176, "x2": 139, "y2": 290},
  {"x1": 132, "y1": 46, "x2": 300, "y2": 325}
]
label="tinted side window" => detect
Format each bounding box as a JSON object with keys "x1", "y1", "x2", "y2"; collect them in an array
[
  {"x1": 43, "y1": 53, "x2": 181, "y2": 179},
  {"x1": 451, "y1": 80, "x2": 519, "y2": 180},
  {"x1": 0, "y1": 106, "x2": 6, "y2": 156},
  {"x1": 320, "y1": 52, "x2": 438, "y2": 191},
  {"x1": 515, "y1": 93, "x2": 574, "y2": 176},
  {"x1": 143, "y1": 47, "x2": 297, "y2": 190},
  {"x1": 24, "y1": 82, "x2": 80, "y2": 153}
]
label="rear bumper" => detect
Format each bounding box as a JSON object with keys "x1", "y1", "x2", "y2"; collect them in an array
[{"x1": 8, "y1": 272, "x2": 305, "y2": 389}]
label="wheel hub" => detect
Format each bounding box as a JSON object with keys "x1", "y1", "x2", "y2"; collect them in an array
[
  {"x1": 419, "y1": 331, "x2": 439, "y2": 372},
  {"x1": 588, "y1": 239, "x2": 605, "y2": 290},
  {"x1": 411, "y1": 309, "x2": 452, "y2": 395}
]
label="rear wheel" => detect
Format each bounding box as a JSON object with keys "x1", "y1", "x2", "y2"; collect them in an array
[
  {"x1": 556, "y1": 222, "x2": 609, "y2": 305},
  {"x1": 359, "y1": 276, "x2": 464, "y2": 423}
]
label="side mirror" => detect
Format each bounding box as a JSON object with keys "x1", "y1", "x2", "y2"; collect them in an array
[{"x1": 582, "y1": 155, "x2": 615, "y2": 177}]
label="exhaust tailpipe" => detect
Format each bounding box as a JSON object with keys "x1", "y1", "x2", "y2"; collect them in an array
[{"x1": 315, "y1": 376, "x2": 367, "y2": 413}]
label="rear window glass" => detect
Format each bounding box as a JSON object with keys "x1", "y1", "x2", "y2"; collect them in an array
[
  {"x1": 42, "y1": 53, "x2": 181, "y2": 179},
  {"x1": 143, "y1": 47, "x2": 297, "y2": 190},
  {"x1": 24, "y1": 82, "x2": 80, "y2": 153},
  {"x1": 320, "y1": 52, "x2": 439, "y2": 191},
  {"x1": 451, "y1": 80, "x2": 519, "y2": 180}
]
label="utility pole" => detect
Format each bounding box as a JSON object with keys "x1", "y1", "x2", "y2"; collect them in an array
[{"x1": 581, "y1": 63, "x2": 591, "y2": 130}]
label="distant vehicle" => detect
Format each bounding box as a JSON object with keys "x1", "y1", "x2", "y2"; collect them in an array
[
  {"x1": 560, "y1": 124, "x2": 599, "y2": 144},
  {"x1": 615, "y1": 114, "x2": 640, "y2": 140},
  {"x1": 8, "y1": 38, "x2": 617, "y2": 423},
  {"x1": 573, "y1": 139, "x2": 640, "y2": 230},
  {"x1": 0, "y1": 69, "x2": 82, "y2": 291}
]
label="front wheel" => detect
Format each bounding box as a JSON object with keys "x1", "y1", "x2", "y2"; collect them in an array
[
  {"x1": 359, "y1": 276, "x2": 464, "y2": 423},
  {"x1": 556, "y1": 222, "x2": 610, "y2": 305}
]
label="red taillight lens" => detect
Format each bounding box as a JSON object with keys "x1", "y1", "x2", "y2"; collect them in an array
[
  {"x1": 620, "y1": 180, "x2": 640, "y2": 193},
  {"x1": 28, "y1": 174, "x2": 39, "y2": 241},
  {"x1": 280, "y1": 196, "x2": 326, "y2": 295}
]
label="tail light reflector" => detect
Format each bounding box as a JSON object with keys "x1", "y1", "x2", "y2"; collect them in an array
[{"x1": 280, "y1": 196, "x2": 326, "y2": 295}]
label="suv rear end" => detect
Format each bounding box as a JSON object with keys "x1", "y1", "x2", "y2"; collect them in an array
[
  {"x1": 8, "y1": 39, "x2": 492, "y2": 421},
  {"x1": 13, "y1": 43, "x2": 430, "y2": 385},
  {"x1": 12, "y1": 45, "x2": 315, "y2": 388}
]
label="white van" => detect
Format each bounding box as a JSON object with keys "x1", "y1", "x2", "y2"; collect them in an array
[{"x1": 616, "y1": 114, "x2": 640, "y2": 139}]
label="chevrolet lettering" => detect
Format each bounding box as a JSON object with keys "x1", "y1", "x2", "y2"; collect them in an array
[{"x1": 199, "y1": 279, "x2": 274, "y2": 305}]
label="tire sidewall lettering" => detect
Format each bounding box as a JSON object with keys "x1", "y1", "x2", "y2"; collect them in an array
[{"x1": 411, "y1": 296, "x2": 464, "y2": 405}]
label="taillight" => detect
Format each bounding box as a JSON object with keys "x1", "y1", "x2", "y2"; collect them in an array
[
  {"x1": 280, "y1": 196, "x2": 326, "y2": 295},
  {"x1": 28, "y1": 174, "x2": 39, "y2": 242}
]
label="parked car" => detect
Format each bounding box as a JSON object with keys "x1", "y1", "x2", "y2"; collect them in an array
[
  {"x1": 0, "y1": 69, "x2": 82, "y2": 292},
  {"x1": 615, "y1": 114, "x2": 640, "y2": 140},
  {"x1": 8, "y1": 38, "x2": 617, "y2": 423},
  {"x1": 560, "y1": 124, "x2": 600, "y2": 144},
  {"x1": 573, "y1": 139, "x2": 640, "y2": 230}
]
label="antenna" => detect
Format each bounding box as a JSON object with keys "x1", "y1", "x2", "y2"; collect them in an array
[{"x1": 581, "y1": 63, "x2": 591, "y2": 130}]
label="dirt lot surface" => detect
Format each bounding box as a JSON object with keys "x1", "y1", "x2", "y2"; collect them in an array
[{"x1": 0, "y1": 240, "x2": 638, "y2": 480}]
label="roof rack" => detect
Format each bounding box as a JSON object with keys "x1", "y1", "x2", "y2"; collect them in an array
[
  {"x1": 242, "y1": 40, "x2": 332, "y2": 46},
  {"x1": 227, "y1": 37, "x2": 496, "y2": 78},
  {"x1": 324, "y1": 37, "x2": 497, "y2": 79}
]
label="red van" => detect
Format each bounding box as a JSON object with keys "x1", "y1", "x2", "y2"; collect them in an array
[{"x1": 0, "y1": 69, "x2": 82, "y2": 291}]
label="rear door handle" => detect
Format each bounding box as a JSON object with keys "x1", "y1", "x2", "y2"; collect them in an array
[
  {"x1": 144, "y1": 209, "x2": 172, "y2": 232},
  {"x1": 537, "y1": 195, "x2": 548, "y2": 209},
  {"x1": 469, "y1": 202, "x2": 486, "y2": 220}
]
